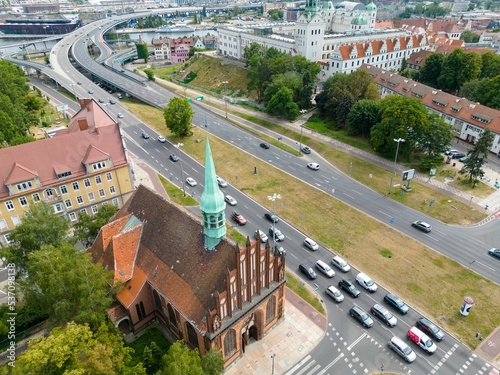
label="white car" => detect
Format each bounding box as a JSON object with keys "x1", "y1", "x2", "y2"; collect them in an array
[
  {"x1": 255, "y1": 229, "x2": 268, "y2": 243},
  {"x1": 307, "y1": 163, "x2": 320, "y2": 170},
  {"x1": 117, "y1": 113, "x2": 124, "y2": 119},
  {"x1": 224, "y1": 195, "x2": 237, "y2": 206},
  {"x1": 158, "y1": 136, "x2": 166, "y2": 143},
  {"x1": 217, "y1": 176, "x2": 228, "y2": 187},
  {"x1": 304, "y1": 237, "x2": 319, "y2": 251},
  {"x1": 326, "y1": 285, "x2": 344, "y2": 303},
  {"x1": 331, "y1": 256, "x2": 351, "y2": 272},
  {"x1": 186, "y1": 177, "x2": 197, "y2": 187}
]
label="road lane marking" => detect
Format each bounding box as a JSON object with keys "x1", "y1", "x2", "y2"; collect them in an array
[
  {"x1": 322, "y1": 353, "x2": 345, "y2": 373},
  {"x1": 347, "y1": 333, "x2": 367, "y2": 351},
  {"x1": 285, "y1": 355, "x2": 311, "y2": 375},
  {"x1": 379, "y1": 211, "x2": 392, "y2": 218},
  {"x1": 433, "y1": 229, "x2": 448, "y2": 236},
  {"x1": 474, "y1": 260, "x2": 496, "y2": 272},
  {"x1": 352, "y1": 189, "x2": 363, "y2": 195},
  {"x1": 426, "y1": 234, "x2": 440, "y2": 242},
  {"x1": 343, "y1": 193, "x2": 355, "y2": 200},
  {"x1": 305, "y1": 364, "x2": 321, "y2": 375},
  {"x1": 294, "y1": 360, "x2": 315, "y2": 375}
]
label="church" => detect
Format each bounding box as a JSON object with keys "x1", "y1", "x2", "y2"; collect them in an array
[{"x1": 88, "y1": 138, "x2": 286, "y2": 366}]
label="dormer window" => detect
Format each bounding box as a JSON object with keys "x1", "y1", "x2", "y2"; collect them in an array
[
  {"x1": 471, "y1": 114, "x2": 491, "y2": 124},
  {"x1": 432, "y1": 99, "x2": 447, "y2": 108},
  {"x1": 57, "y1": 171, "x2": 72, "y2": 179},
  {"x1": 451, "y1": 106, "x2": 461, "y2": 112},
  {"x1": 16, "y1": 181, "x2": 33, "y2": 192},
  {"x1": 92, "y1": 161, "x2": 107, "y2": 171}
]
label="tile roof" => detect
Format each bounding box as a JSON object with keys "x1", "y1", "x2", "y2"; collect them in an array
[
  {"x1": 61, "y1": 99, "x2": 116, "y2": 134},
  {"x1": 406, "y1": 49, "x2": 432, "y2": 67},
  {"x1": 107, "y1": 303, "x2": 129, "y2": 323},
  {"x1": 4, "y1": 162, "x2": 39, "y2": 185},
  {"x1": 116, "y1": 266, "x2": 148, "y2": 308}
]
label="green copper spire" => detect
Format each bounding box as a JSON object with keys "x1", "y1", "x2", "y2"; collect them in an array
[
  {"x1": 200, "y1": 137, "x2": 226, "y2": 250},
  {"x1": 305, "y1": 0, "x2": 319, "y2": 15}
]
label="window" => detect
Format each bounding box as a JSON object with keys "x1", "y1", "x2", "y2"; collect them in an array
[
  {"x1": 18, "y1": 197, "x2": 28, "y2": 207},
  {"x1": 72, "y1": 182, "x2": 80, "y2": 191},
  {"x1": 65, "y1": 199, "x2": 72, "y2": 208},
  {"x1": 91, "y1": 205, "x2": 98, "y2": 214},
  {"x1": 76, "y1": 196, "x2": 84, "y2": 205},
  {"x1": 4, "y1": 234, "x2": 12, "y2": 244},
  {"x1": 57, "y1": 171, "x2": 72, "y2": 179},
  {"x1": 266, "y1": 296, "x2": 276, "y2": 325},
  {"x1": 0, "y1": 220, "x2": 6, "y2": 230},
  {"x1": 69, "y1": 212, "x2": 77, "y2": 222},
  {"x1": 60, "y1": 185, "x2": 68, "y2": 194},
  {"x1": 45, "y1": 189, "x2": 55, "y2": 199},
  {"x1": 135, "y1": 302, "x2": 146, "y2": 320},
  {"x1": 112, "y1": 198, "x2": 119, "y2": 206},
  {"x1": 88, "y1": 192, "x2": 95, "y2": 201},
  {"x1": 16, "y1": 181, "x2": 33, "y2": 191},
  {"x1": 32, "y1": 193, "x2": 40, "y2": 202},
  {"x1": 95, "y1": 175, "x2": 102, "y2": 184},
  {"x1": 11, "y1": 215, "x2": 20, "y2": 226},
  {"x1": 53, "y1": 203, "x2": 64, "y2": 213},
  {"x1": 106, "y1": 172, "x2": 112, "y2": 181},
  {"x1": 223, "y1": 330, "x2": 237, "y2": 358},
  {"x1": 5, "y1": 201, "x2": 14, "y2": 211},
  {"x1": 92, "y1": 161, "x2": 106, "y2": 171},
  {"x1": 98, "y1": 189, "x2": 105, "y2": 198},
  {"x1": 80, "y1": 208, "x2": 87, "y2": 214},
  {"x1": 109, "y1": 186, "x2": 116, "y2": 194},
  {"x1": 84, "y1": 179, "x2": 91, "y2": 188}
]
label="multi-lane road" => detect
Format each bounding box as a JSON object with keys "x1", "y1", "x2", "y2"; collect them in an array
[{"x1": 5, "y1": 14, "x2": 499, "y2": 375}]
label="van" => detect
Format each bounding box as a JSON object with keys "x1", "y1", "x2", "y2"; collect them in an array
[
  {"x1": 315, "y1": 260, "x2": 335, "y2": 278},
  {"x1": 407, "y1": 326, "x2": 437, "y2": 354},
  {"x1": 388, "y1": 336, "x2": 416, "y2": 363},
  {"x1": 355, "y1": 272, "x2": 378, "y2": 292}
]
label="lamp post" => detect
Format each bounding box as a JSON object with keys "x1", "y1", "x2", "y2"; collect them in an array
[
  {"x1": 388, "y1": 138, "x2": 405, "y2": 195},
  {"x1": 267, "y1": 193, "x2": 281, "y2": 252},
  {"x1": 271, "y1": 353, "x2": 276, "y2": 375},
  {"x1": 175, "y1": 143, "x2": 186, "y2": 197},
  {"x1": 222, "y1": 81, "x2": 228, "y2": 118},
  {"x1": 299, "y1": 126, "x2": 303, "y2": 155}
]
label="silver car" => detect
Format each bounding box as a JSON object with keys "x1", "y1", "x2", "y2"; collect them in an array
[
  {"x1": 331, "y1": 255, "x2": 351, "y2": 272},
  {"x1": 326, "y1": 285, "x2": 344, "y2": 302}
]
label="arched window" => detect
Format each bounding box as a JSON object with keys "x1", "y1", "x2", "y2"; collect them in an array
[
  {"x1": 186, "y1": 322, "x2": 199, "y2": 348},
  {"x1": 167, "y1": 304, "x2": 177, "y2": 326},
  {"x1": 223, "y1": 329, "x2": 237, "y2": 358},
  {"x1": 266, "y1": 296, "x2": 276, "y2": 325}
]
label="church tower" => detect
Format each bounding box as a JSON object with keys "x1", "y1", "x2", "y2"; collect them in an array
[
  {"x1": 200, "y1": 138, "x2": 226, "y2": 250},
  {"x1": 294, "y1": 0, "x2": 326, "y2": 61}
]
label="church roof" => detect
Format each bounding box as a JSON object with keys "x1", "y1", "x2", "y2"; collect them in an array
[
  {"x1": 351, "y1": 14, "x2": 368, "y2": 25},
  {"x1": 366, "y1": 1, "x2": 377, "y2": 10},
  {"x1": 200, "y1": 138, "x2": 225, "y2": 214}
]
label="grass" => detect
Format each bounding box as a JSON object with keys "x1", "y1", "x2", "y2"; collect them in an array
[
  {"x1": 126, "y1": 327, "x2": 170, "y2": 368},
  {"x1": 285, "y1": 270, "x2": 325, "y2": 315},
  {"x1": 159, "y1": 175, "x2": 198, "y2": 206},
  {"x1": 122, "y1": 99, "x2": 500, "y2": 350}
]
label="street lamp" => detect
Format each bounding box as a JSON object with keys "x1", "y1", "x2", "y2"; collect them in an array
[
  {"x1": 175, "y1": 143, "x2": 186, "y2": 197},
  {"x1": 222, "y1": 81, "x2": 228, "y2": 118},
  {"x1": 271, "y1": 353, "x2": 276, "y2": 375},
  {"x1": 388, "y1": 138, "x2": 405, "y2": 195},
  {"x1": 267, "y1": 193, "x2": 281, "y2": 252},
  {"x1": 298, "y1": 109, "x2": 307, "y2": 155}
]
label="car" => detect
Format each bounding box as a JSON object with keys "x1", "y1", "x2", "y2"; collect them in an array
[
  {"x1": 299, "y1": 263, "x2": 317, "y2": 280},
  {"x1": 141, "y1": 131, "x2": 150, "y2": 139},
  {"x1": 384, "y1": 293, "x2": 410, "y2": 314},
  {"x1": 307, "y1": 163, "x2": 320, "y2": 170},
  {"x1": 264, "y1": 212, "x2": 279, "y2": 223},
  {"x1": 338, "y1": 279, "x2": 360, "y2": 298},
  {"x1": 186, "y1": 177, "x2": 197, "y2": 187},
  {"x1": 412, "y1": 220, "x2": 432, "y2": 233},
  {"x1": 451, "y1": 152, "x2": 465, "y2": 159},
  {"x1": 459, "y1": 156, "x2": 469, "y2": 162},
  {"x1": 444, "y1": 149, "x2": 457, "y2": 156},
  {"x1": 303, "y1": 237, "x2": 319, "y2": 251},
  {"x1": 301, "y1": 146, "x2": 311, "y2": 154},
  {"x1": 77, "y1": 82, "x2": 82, "y2": 85},
  {"x1": 416, "y1": 317, "x2": 445, "y2": 341},
  {"x1": 88, "y1": 89, "x2": 94, "y2": 94},
  {"x1": 109, "y1": 99, "x2": 116, "y2": 104},
  {"x1": 158, "y1": 136, "x2": 166, "y2": 143},
  {"x1": 269, "y1": 226, "x2": 285, "y2": 241},
  {"x1": 388, "y1": 336, "x2": 416, "y2": 363},
  {"x1": 224, "y1": 195, "x2": 237, "y2": 206},
  {"x1": 231, "y1": 212, "x2": 246, "y2": 225},
  {"x1": 349, "y1": 306, "x2": 373, "y2": 328},
  {"x1": 98, "y1": 98, "x2": 105, "y2": 103},
  {"x1": 331, "y1": 256, "x2": 351, "y2": 273},
  {"x1": 274, "y1": 244, "x2": 286, "y2": 256},
  {"x1": 315, "y1": 260, "x2": 335, "y2": 278},
  {"x1": 216, "y1": 176, "x2": 228, "y2": 188},
  {"x1": 355, "y1": 272, "x2": 378, "y2": 292},
  {"x1": 371, "y1": 303, "x2": 397, "y2": 327},
  {"x1": 407, "y1": 326, "x2": 437, "y2": 354},
  {"x1": 255, "y1": 229, "x2": 268, "y2": 243},
  {"x1": 169, "y1": 154, "x2": 179, "y2": 162},
  {"x1": 117, "y1": 113, "x2": 124, "y2": 118},
  {"x1": 488, "y1": 248, "x2": 500, "y2": 259},
  {"x1": 260, "y1": 142, "x2": 270, "y2": 149},
  {"x1": 325, "y1": 285, "x2": 344, "y2": 302}
]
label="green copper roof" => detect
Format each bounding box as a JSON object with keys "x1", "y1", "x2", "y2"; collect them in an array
[
  {"x1": 366, "y1": 1, "x2": 377, "y2": 11},
  {"x1": 351, "y1": 14, "x2": 368, "y2": 25}
]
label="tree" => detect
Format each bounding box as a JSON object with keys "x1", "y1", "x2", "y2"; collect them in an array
[
  {"x1": 0, "y1": 201, "x2": 71, "y2": 273},
  {"x1": 144, "y1": 68, "x2": 155, "y2": 81},
  {"x1": 266, "y1": 86, "x2": 299, "y2": 120},
  {"x1": 159, "y1": 340, "x2": 204, "y2": 375},
  {"x1": 347, "y1": 99, "x2": 381, "y2": 137},
  {"x1": 438, "y1": 49, "x2": 481, "y2": 93},
  {"x1": 74, "y1": 204, "x2": 118, "y2": 248},
  {"x1": 163, "y1": 97, "x2": 195, "y2": 137},
  {"x1": 461, "y1": 30, "x2": 480, "y2": 43},
  {"x1": 143, "y1": 341, "x2": 163, "y2": 374},
  {"x1": 419, "y1": 53, "x2": 444, "y2": 87},
  {"x1": 480, "y1": 52, "x2": 500, "y2": 79},
  {"x1": 243, "y1": 42, "x2": 263, "y2": 67},
  {"x1": 12, "y1": 322, "x2": 145, "y2": 375},
  {"x1": 21, "y1": 243, "x2": 114, "y2": 329},
  {"x1": 460, "y1": 128, "x2": 495, "y2": 187},
  {"x1": 136, "y1": 43, "x2": 149, "y2": 63},
  {"x1": 201, "y1": 348, "x2": 224, "y2": 375}
]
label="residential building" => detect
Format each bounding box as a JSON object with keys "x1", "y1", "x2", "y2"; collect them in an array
[
  {"x1": 153, "y1": 36, "x2": 194, "y2": 61},
  {"x1": 360, "y1": 64, "x2": 500, "y2": 154},
  {"x1": 0, "y1": 98, "x2": 135, "y2": 247},
  {"x1": 406, "y1": 49, "x2": 433, "y2": 70},
  {"x1": 89, "y1": 139, "x2": 286, "y2": 367}
]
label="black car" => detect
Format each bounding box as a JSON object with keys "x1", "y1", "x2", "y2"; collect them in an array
[
  {"x1": 488, "y1": 248, "x2": 500, "y2": 260},
  {"x1": 301, "y1": 146, "x2": 311, "y2": 154},
  {"x1": 141, "y1": 131, "x2": 150, "y2": 139},
  {"x1": 260, "y1": 142, "x2": 270, "y2": 149},
  {"x1": 412, "y1": 220, "x2": 432, "y2": 233},
  {"x1": 169, "y1": 154, "x2": 179, "y2": 162},
  {"x1": 349, "y1": 306, "x2": 373, "y2": 328},
  {"x1": 264, "y1": 212, "x2": 279, "y2": 223},
  {"x1": 384, "y1": 293, "x2": 409, "y2": 314},
  {"x1": 416, "y1": 317, "x2": 445, "y2": 341},
  {"x1": 451, "y1": 152, "x2": 466, "y2": 159},
  {"x1": 371, "y1": 304, "x2": 397, "y2": 327},
  {"x1": 338, "y1": 279, "x2": 360, "y2": 298},
  {"x1": 299, "y1": 263, "x2": 317, "y2": 280}
]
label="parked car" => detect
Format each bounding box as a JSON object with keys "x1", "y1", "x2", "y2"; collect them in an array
[
  {"x1": 444, "y1": 149, "x2": 457, "y2": 156},
  {"x1": 459, "y1": 156, "x2": 469, "y2": 162},
  {"x1": 371, "y1": 304, "x2": 397, "y2": 327},
  {"x1": 255, "y1": 229, "x2": 268, "y2": 243},
  {"x1": 264, "y1": 212, "x2": 279, "y2": 223},
  {"x1": 224, "y1": 195, "x2": 237, "y2": 206},
  {"x1": 325, "y1": 285, "x2": 344, "y2": 302},
  {"x1": 407, "y1": 326, "x2": 437, "y2": 354},
  {"x1": 338, "y1": 279, "x2": 360, "y2": 298},
  {"x1": 451, "y1": 152, "x2": 465, "y2": 159},
  {"x1": 231, "y1": 211, "x2": 246, "y2": 225},
  {"x1": 109, "y1": 99, "x2": 116, "y2": 104},
  {"x1": 169, "y1": 154, "x2": 179, "y2": 162},
  {"x1": 307, "y1": 163, "x2": 320, "y2": 170},
  {"x1": 88, "y1": 89, "x2": 94, "y2": 94},
  {"x1": 98, "y1": 98, "x2": 105, "y2": 103},
  {"x1": 303, "y1": 237, "x2": 319, "y2": 251},
  {"x1": 384, "y1": 293, "x2": 410, "y2": 315},
  {"x1": 141, "y1": 131, "x2": 150, "y2": 139},
  {"x1": 269, "y1": 226, "x2": 285, "y2": 241},
  {"x1": 388, "y1": 336, "x2": 416, "y2": 363},
  {"x1": 355, "y1": 272, "x2": 378, "y2": 292},
  {"x1": 117, "y1": 113, "x2": 124, "y2": 118},
  {"x1": 216, "y1": 176, "x2": 228, "y2": 188},
  {"x1": 488, "y1": 248, "x2": 500, "y2": 260},
  {"x1": 260, "y1": 142, "x2": 270, "y2": 149},
  {"x1": 412, "y1": 220, "x2": 432, "y2": 233},
  {"x1": 274, "y1": 244, "x2": 286, "y2": 256},
  {"x1": 331, "y1": 256, "x2": 351, "y2": 272},
  {"x1": 158, "y1": 135, "x2": 166, "y2": 143},
  {"x1": 186, "y1": 177, "x2": 197, "y2": 187},
  {"x1": 416, "y1": 317, "x2": 445, "y2": 341},
  {"x1": 299, "y1": 263, "x2": 317, "y2": 280},
  {"x1": 349, "y1": 306, "x2": 373, "y2": 328},
  {"x1": 301, "y1": 146, "x2": 311, "y2": 154},
  {"x1": 315, "y1": 260, "x2": 335, "y2": 278}
]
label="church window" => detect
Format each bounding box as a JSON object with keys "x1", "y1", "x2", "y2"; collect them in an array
[
  {"x1": 223, "y1": 330, "x2": 237, "y2": 358},
  {"x1": 135, "y1": 301, "x2": 146, "y2": 320},
  {"x1": 266, "y1": 296, "x2": 276, "y2": 325}
]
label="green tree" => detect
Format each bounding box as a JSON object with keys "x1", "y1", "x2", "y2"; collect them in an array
[
  {"x1": 144, "y1": 68, "x2": 156, "y2": 81},
  {"x1": 73, "y1": 204, "x2": 118, "y2": 248},
  {"x1": 160, "y1": 340, "x2": 204, "y2": 375},
  {"x1": 461, "y1": 30, "x2": 480, "y2": 43},
  {"x1": 12, "y1": 322, "x2": 145, "y2": 375},
  {"x1": 266, "y1": 86, "x2": 299, "y2": 120},
  {"x1": 243, "y1": 42, "x2": 263, "y2": 67},
  {"x1": 143, "y1": 341, "x2": 163, "y2": 374},
  {"x1": 201, "y1": 348, "x2": 224, "y2": 375},
  {"x1": 438, "y1": 49, "x2": 481, "y2": 93},
  {"x1": 202, "y1": 6, "x2": 207, "y2": 17},
  {"x1": 480, "y1": 52, "x2": 500, "y2": 79},
  {"x1": 21, "y1": 244, "x2": 114, "y2": 329},
  {"x1": 399, "y1": 7, "x2": 413, "y2": 18},
  {"x1": 136, "y1": 43, "x2": 149, "y2": 63},
  {"x1": 419, "y1": 53, "x2": 445, "y2": 87},
  {"x1": 347, "y1": 99, "x2": 381, "y2": 137},
  {"x1": 460, "y1": 128, "x2": 495, "y2": 187},
  {"x1": 163, "y1": 97, "x2": 195, "y2": 137}
]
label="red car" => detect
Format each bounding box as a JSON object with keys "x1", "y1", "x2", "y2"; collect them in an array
[{"x1": 231, "y1": 211, "x2": 247, "y2": 225}]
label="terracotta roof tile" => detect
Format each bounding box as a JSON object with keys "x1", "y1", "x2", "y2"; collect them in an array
[
  {"x1": 82, "y1": 144, "x2": 111, "y2": 165},
  {"x1": 4, "y1": 162, "x2": 39, "y2": 185},
  {"x1": 116, "y1": 266, "x2": 148, "y2": 308},
  {"x1": 107, "y1": 303, "x2": 128, "y2": 323}
]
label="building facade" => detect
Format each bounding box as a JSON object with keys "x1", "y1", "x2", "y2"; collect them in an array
[
  {"x1": 0, "y1": 99, "x2": 135, "y2": 247},
  {"x1": 89, "y1": 139, "x2": 286, "y2": 367}
]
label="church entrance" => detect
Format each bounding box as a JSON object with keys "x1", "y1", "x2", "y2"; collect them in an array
[{"x1": 249, "y1": 325, "x2": 258, "y2": 340}]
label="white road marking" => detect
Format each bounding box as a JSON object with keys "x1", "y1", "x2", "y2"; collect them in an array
[
  {"x1": 474, "y1": 260, "x2": 496, "y2": 272},
  {"x1": 379, "y1": 211, "x2": 392, "y2": 218},
  {"x1": 322, "y1": 353, "x2": 345, "y2": 373},
  {"x1": 343, "y1": 193, "x2": 356, "y2": 200},
  {"x1": 347, "y1": 333, "x2": 367, "y2": 351},
  {"x1": 285, "y1": 355, "x2": 312, "y2": 375}
]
